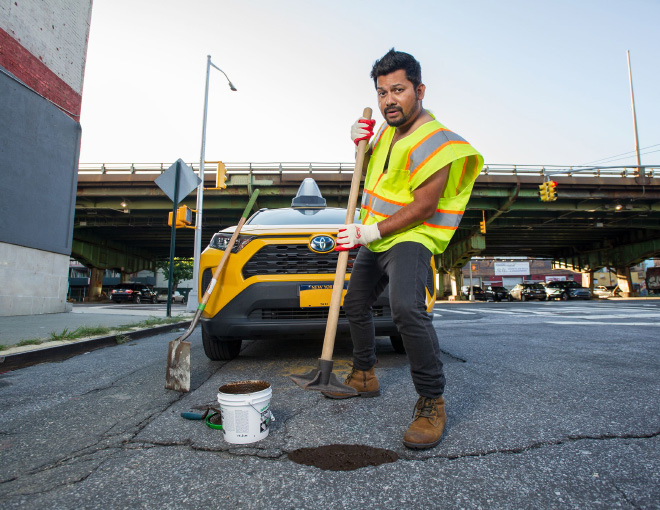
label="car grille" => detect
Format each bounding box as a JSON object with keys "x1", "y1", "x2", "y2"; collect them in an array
[
  {"x1": 249, "y1": 306, "x2": 389, "y2": 321},
  {"x1": 241, "y1": 244, "x2": 358, "y2": 278}
]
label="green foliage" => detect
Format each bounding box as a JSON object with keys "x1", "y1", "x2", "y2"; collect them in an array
[
  {"x1": 154, "y1": 257, "x2": 194, "y2": 290},
  {"x1": 49, "y1": 328, "x2": 77, "y2": 340}
]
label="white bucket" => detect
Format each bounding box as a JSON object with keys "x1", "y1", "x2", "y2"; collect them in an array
[{"x1": 217, "y1": 380, "x2": 273, "y2": 444}]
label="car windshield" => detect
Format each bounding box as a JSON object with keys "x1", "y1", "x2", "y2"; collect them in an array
[
  {"x1": 246, "y1": 208, "x2": 359, "y2": 226},
  {"x1": 526, "y1": 284, "x2": 544, "y2": 289}
]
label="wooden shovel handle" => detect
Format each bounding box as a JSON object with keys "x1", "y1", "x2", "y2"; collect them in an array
[{"x1": 320, "y1": 107, "x2": 373, "y2": 361}]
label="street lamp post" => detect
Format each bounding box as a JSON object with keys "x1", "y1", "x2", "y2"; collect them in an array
[{"x1": 187, "y1": 55, "x2": 237, "y2": 311}]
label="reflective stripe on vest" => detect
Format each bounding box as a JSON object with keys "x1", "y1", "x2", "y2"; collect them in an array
[
  {"x1": 364, "y1": 192, "x2": 463, "y2": 230},
  {"x1": 407, "y1": 129, "x2": 468, "y2": 177}
]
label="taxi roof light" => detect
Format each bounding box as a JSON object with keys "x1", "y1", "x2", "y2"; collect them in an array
[{"x1": 291, "y1": 178, "x2": 326, "y2": 207}]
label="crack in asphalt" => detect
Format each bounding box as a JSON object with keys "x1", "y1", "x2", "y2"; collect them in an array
[{"x1": 399, "y1": 429, "x2": 660, "y2": 462}]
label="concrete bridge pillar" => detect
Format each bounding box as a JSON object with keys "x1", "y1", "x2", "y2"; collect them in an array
[
  {"x1": 87, "y1": 268, "x2": 104, "y2": 301},
  {"x1": 582, "y1": 270, "x2": 594, "y2": 293},
  {"x1": 449, "y1": 268, "x2": 462, "y2": 300},
  {"x1": 615, "y1": 266, "x2": 636, "y2": 297}
]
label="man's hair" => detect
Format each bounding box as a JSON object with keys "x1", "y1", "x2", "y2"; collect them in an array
[{"x1": 370, "y1": 48, "x2": 422, "y2": 89}]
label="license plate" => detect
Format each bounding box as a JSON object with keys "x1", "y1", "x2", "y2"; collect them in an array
[{"x1": 299, "y1": 283, "x2": 347, "y2": 308}]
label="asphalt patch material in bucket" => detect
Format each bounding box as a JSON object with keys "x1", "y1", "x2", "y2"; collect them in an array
[{"x1": 288, "y1": 444, "x2": 398, "y2": 471}]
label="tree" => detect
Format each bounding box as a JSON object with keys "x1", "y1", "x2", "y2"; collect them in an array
[{"x1": 155, "y1": 257, "x2": 194, "y2": 291}]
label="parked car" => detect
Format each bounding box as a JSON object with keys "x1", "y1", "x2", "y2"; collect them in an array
[
  {"x1": 157, "y1": 290, "x2": 187, "y2": 304},
  {"x1": 484, "y1": 285, "x2": 512, "y2": 302},
  {"x1": 510, "y1": 283, "x2": 546, "y2": 301},
  {"x1": 593, "y1": 285, "x2": 621, "y2": 299},
  {"x1": 110, "y1": 283, "x2": 157, "y2": 304},
  {"x1": 198, "y1": 178, "x2": 437, "y2": 361},
  {"x1": 461, "y1": 286, "x2": 486, "y2": 300},
  {"x1": 545, "y1": 280, "x2": 591, "y2": 300}
]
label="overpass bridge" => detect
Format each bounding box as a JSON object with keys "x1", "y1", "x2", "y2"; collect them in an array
[{"x1": 74, "y1": 162, "x2": 660, "y2": 286}]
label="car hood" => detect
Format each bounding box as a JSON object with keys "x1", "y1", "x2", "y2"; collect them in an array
[{"x1": 220, "y1": 224, "x2": 344, "y2": 235}]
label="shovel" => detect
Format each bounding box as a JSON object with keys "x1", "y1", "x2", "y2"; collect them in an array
[
  {"x1": 165, "y1": 189, "x2": 260, "y2": 392},
  {"x1": 290, "y1": 107, "x2": 373, "y2": 395}
]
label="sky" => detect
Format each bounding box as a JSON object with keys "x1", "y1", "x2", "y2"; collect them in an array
[{"x1": 78, "y1": 0, "x2": 660, "y2": 168}]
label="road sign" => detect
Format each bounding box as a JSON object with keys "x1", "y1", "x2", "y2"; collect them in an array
[{"x1": 155, "y1": 159, "x2": 201, "y2": 205}]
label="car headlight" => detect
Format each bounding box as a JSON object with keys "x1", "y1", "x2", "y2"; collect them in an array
[{"x1": 209, "y1": 233, "x2": 256, "y2": 253}]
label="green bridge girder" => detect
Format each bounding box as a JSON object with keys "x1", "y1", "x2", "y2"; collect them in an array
[
  {"x1": 74, "y1": 166, "x2": 660, "y2": 273},
  {"x1": 72, "y1": 232, "x2": 154, "y2": 274}
]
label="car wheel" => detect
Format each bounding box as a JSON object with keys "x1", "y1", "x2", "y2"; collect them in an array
[
  {"x1": 182, "y1": 298, "x2": 187, "y2": 305},
  {"x1": 151, "y1": 296, "x2": 157, "y2": 304},
  {"x1": 134, "y1": 295, "x2": 141, "y2": 304},
  {"x1": 522, "y1": 294, "x2": 527, "y2": 302},
  {"x1": 561, "y1": 292, "x2": 569, "y2": 301},
  {"x1": 202, "y1": 327, "x2": 242, "y2": 361},
  {"x1": 389, "y1": 334, "x2": 406, "y2": 354}
]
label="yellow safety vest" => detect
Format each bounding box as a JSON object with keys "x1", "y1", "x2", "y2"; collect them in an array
[{"x1": 360, "y1": 112, "x2": 483, "y2": 255}]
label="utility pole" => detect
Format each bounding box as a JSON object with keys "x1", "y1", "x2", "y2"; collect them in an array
[
  {"x1": 626, "y1": 50, "x2": 643, "y2": 177},
  {"x1": 187, "y1": 56, "x2": 237, "y2": 311}
]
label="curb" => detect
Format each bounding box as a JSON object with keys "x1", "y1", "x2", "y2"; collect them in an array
[{"x1": 0, "y1": 320, "x2": 192, "y2": 372}]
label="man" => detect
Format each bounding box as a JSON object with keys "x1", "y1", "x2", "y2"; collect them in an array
[{"x1": 325, "y1": 49, "x2": 483, "y2": 450}]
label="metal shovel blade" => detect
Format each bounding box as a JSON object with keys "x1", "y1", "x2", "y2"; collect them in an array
[
  {"x1": 289, "y1": 359, "x2": 357, "y2": 395},
  {"x1": 165, "y1": 339, "x2": 191, "y2": 392}
]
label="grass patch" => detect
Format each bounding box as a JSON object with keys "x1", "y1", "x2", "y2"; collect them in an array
[
  {"x1": 49, "y1": 328, "x2": 77, "y2": 341},
  {"x1": 17, "y1": 338, "x2": 46, "y2": 347},
  {"x1": 115, "y1": 334, "x2": 132, "y2": 345},
  {"x1": 129, "y1": 316, "x2": 185, "y2": 329},
  {"x1": 73, "y1": 325, "x2": 112, "y2": 338}
]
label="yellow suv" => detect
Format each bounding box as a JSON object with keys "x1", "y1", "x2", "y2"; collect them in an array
[{"x1": 199, "y1": 179, "x2": 437, "y2": 360}]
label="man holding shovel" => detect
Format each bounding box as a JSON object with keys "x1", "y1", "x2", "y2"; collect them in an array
[{"x1": 327, "y1": 49, "x2": 483, "y2": 450}]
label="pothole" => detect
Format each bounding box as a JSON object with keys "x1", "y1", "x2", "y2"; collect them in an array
[{"x1": 288, "y1": 444, "x2": 398, "y2": 471}]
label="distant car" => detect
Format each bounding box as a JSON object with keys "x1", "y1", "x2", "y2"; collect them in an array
[
  {"x1": 111, "y1": 283, "x2": 157, "y2": 304},
  {"x1": 461, "y1": 286, "x2": 486, "y2": 300},
  {"x1": 157, "y1": 290, "x2": 187, "y2": 304},
  {"x1": 545, "y1": 280, "x2": 591, "y2": 301},
  {"x1": 593, "y1": 285, "x2": 620, "y2": 299},
  {"x1": 484, "y1": 285, "x2": 512, "y2": 302},
  {"x1": 593, "y1": 285, "x2": 611, "y2": 299},
  {"x1": 510, "y1": 283, "x2": 546, "y2": 301}
]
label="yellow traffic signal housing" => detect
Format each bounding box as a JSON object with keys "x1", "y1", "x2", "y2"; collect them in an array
[
  {"x1": 539, "y1": 182, "x2": 549, "y2": 202},
  {"x1": 547, "y1": 180, "x2": 557, "y2": 201},
  {"x1": 168, "y1": 205, "x2": 194, "y2": 228},
  {"x1": 479, "y1": 210, "x2": 487, "y2": 234},
  {"x1": 216, "y1": 162, "x2": 228, "y2": 189}
]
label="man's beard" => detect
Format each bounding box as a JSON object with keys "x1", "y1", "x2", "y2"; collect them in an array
[{"x1": 385, "y1": 104, "x2": 419, "y2": 127}]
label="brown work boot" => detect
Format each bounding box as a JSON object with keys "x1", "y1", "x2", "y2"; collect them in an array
[
  {"x1": 402, "y1": 395, "x2": 446, "y2": 449},
  {"x1": 322, "y1": 366, "x2": 380, "y2": 399}
]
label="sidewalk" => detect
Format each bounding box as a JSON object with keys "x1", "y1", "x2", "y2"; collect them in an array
[{"x1": 0, "y1": 303, "x2": 192, "y2": 351}]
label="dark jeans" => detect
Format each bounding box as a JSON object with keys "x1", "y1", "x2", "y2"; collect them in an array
[{"x1": 343, "y1": 242, "x2": 445, "y2": 398}]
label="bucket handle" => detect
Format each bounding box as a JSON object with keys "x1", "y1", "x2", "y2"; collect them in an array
[{"x1": 248, "y1": 400, "x2": 275, "y2": 423}]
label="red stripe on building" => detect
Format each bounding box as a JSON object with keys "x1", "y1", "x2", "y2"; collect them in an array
[{"x1": 0, "y1": 27, "x2": 82, "y2": 119}]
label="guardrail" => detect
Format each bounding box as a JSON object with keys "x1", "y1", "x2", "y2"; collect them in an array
[{"x1": 78, "y1": 162, "x2": 658, "y2": 179}]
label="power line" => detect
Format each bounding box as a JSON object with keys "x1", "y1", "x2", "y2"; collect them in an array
[
  {"x1": 588, "y1": 148, "x2": 660, "y2": 165},
  {"x1": 583, "y1": 143, "x2": 660, "y2": 165}
]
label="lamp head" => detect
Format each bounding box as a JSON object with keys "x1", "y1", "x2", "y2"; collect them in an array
[{"x1": 228, "y1": 82, "x2": 237, "y2": 91}]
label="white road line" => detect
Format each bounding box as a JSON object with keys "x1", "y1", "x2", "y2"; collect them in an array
[
  {"x1": 545, "y1": 321, "x2": 660, "y2": 326},
  {"x1": 432, "y1": 308, "x2": 477, "y2": 315}
]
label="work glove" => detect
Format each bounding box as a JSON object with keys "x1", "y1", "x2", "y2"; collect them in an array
[
  {"x1": 335, "y1": 223, "x2": 381, "y2": 251},
  {"x1": 350, "y1": 117, "x2": 376, "y2": 146}
]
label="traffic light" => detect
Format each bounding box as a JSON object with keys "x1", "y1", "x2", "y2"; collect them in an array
[
  {"x1": 539, "y1": 182, "x2": 549, "y2": 202},
  {"x1": 168, "y1": 205, "x2": 194, "y2": 228},
  {"x1": 216, "y1": 162, "x2": 228, "y2": 189},
  {"x1": 547, "y1": 180, "x2": 557, "y2": 201},
  {"x1": 479, "y1": 210, "x2": 487, "y2": 234}
]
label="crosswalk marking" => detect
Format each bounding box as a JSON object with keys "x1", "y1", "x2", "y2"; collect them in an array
[
  {"x1": 432, "y1": 307, "x2": 477, "y2": 315},
  {"x1": 545, "y1": 321, "x2": 659, "y2": 326}
]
